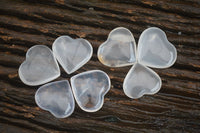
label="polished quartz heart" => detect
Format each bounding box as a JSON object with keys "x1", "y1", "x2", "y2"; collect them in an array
[
  {"x1": 97, "y1": 27, "x2": 177, "y2": 99},
  {"x1": 137, "y1": 27, "x2": 177, "y2": 68},
  {"x1": 70, "y1": 70, "x2": 111, "y2": 112},
  {"x1": 35, "y1": 80, "x2": 75, "y2": 118},
  {"x1": 52, "y1": 36, "x2": 93, "y2": 74},
  {"x1": 19, "y1": 45, "x2": 60, "y2": 86},
  {"x1": 123, "y1": 63, "x2": 161, "y2": 99},
  {"x1": 98, "y1": 27, "x2": 136, "y2": 67}
]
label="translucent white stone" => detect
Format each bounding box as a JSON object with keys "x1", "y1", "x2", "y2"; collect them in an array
[
  {"x1": 19, "y1": 45, "x2": 60, "y2": 86},
  {"x1": 70, "y1": 70, "x2": 111, "y2": 112},
  {"x1": 137, "y1": 27, "x2": 177, "y2": 68},
  {"x1": 35, "y1": 80, "x2": 75, "y2": 118},
  {"x1": 97, "y1": 27, "x2": 136, "y2": 67},
  {"x1": 52, "y1": 36, "x2": 93, "y2": 74},
  {"x1": 123, "y1": 63, "x2": 161, "y2": 99}
]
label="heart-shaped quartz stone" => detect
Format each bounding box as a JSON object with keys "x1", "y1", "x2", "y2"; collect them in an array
[
  {"x1": 19, "y1": 45, "x2": 60, "y2": 86},
  {"x1": 123, "y1": 63, "x2": 161, "y2": 99},
  {"x1": 70, "y1": 70, "x2": 110, "y2": 112},
  {"x1": 52, "y1": 36, "x2": 93, "y2": 74},
  {"x1": 98, "y1": 27, "x2": 136, "y2": 67},
  {"x1": 35, "y1": 80, "x2": 75, "y2": 118},
  {"x1": 137, "y1": 27, "x2": 177, "y2": 68}
]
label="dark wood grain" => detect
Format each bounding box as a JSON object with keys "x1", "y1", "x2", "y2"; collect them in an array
[{"x1": 0, "y1": 0, "x2": 200, "y2": 132}]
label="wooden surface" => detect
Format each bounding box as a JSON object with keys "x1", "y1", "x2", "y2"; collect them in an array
[{"x1": 0, "y1": 0, "x2": 200, "y2": 132}]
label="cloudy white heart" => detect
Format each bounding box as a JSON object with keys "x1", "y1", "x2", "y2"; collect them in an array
[
  {"x1": 98, "y1": 27, "x2": 177, "y2": 99},
  {"x1": 19, "y1": 36, "x2": 93, "y2": 86},
  {"x1": 19, "y1": 26, "x2": 177, "y2": 118},
  {"x1": 18, "y1": 45, "x2": 60, "y2": 86},
  {"x1": 52, "y1": 36, "x2": 93, "y2": 74},
  {"x1": 18, "y1": 36, "x2": 110, "y2": 118},
  {"x1": 35, "y1": 70, "x2": 110, "y2": 118}
]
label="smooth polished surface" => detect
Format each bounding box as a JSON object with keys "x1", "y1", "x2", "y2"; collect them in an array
[
  {"x1": 35, "y1": 80, "x2": 75, "y2": 118},
  {"x1": 19, "y1": 45, "x2": 60, "y2": 86},
  {"x1": 137, "y1": 27, "x2": 177, "y2": 68},
  {"x1": 70, "y1": 70, "x2": 111, "y2": 112},
  {"x1": 98, "y1": 27, "x2": 136, "y2": 67},
  {"x1": 123, "y1": 63, "x2": 161, "y2": 99},
  {"x1": 52, "y1": 36, "x2": 93, "y2": 74}
]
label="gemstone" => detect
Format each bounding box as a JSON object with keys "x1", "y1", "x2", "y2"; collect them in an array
[
  {"x1": 52, "y1": 36, "x2": 93, "y2": 74},
  {"x1": 123, "y1": 63, "x2": 161, "y2": 99},
  {"x1": 19, "y1": 45, "x2": 60, "y2": 86},
  {"x1": 35, "y1": 80, "x2": 75, "y2": 118},
  {"x1": 137, "y1": 27, "x2": 177, "y2": 68},
  {"x1": 98, "y1": 27, "x2": 136, "y2": 67},
  {"x1": 70, "y1": 70, "x2": 110, "y2": 112}
]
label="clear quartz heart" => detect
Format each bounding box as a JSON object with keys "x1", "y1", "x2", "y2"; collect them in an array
[
  {"x1": 70, "y1": 70, "x2": 111, "y2": 112},
  {"x1": 137, "y1": 27, "x2": 177, "y2": 68},
  {"x1": 19, "y1": 45, "x2": 60, "y2": 86},
  {"x1": 52, "y1": 36, "x2": 93, "y2": 74},
  {"x1": 35, "y1": 80, "x2": 75, "y2": 118},
  {"x1": 123, "y1": 63, "x2": 161, "y2": 99},
  {"x1": 98, "y1": 27, "x2": 136, "y2": 67}
]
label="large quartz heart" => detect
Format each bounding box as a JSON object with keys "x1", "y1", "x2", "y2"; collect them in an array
[
  {"x1": 52, "y1": 36, "x2": 93, "y2": 74},
  {"x1": 137, "y1": 27, "x2": 177, "y2": 68},
  {"x1": 35, "y1": 80, "x2": 75, "y2": 118},
  {"x1": 70, "y1": 70, "x2": 111, "y2": 112},
  {"x1": 123, "y1": 63, "x2": 161, "y2": 99},
  {"x1": 19, "y1": 45, "x2": 60, "y2": 86},
  {"x1": 97, "y1": 27, "x2": 136, "y2": 67}
]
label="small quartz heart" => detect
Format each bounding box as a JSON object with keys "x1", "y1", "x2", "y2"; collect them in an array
[
  {"x1": 70, "y1": 70, "x2": 111, "y2": 112},
  {"x1": 35, "y1": 80, "x2": 75, "y2": 118},
  {"x1": 123, "y1": 63, "x2": 161, "y2": 99},
  {"x1": 137, "y1": 27, "x2": 177, "y2": 68},
  {"x1": 19, "y1": 45, "x2": 60, "y2": 86},
  {"x1": 52, "y1": 36, "x2": 93, "y2": 74},
  {"x1": 98, "y1": 27, "x2": 136, "y2": 67}
]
